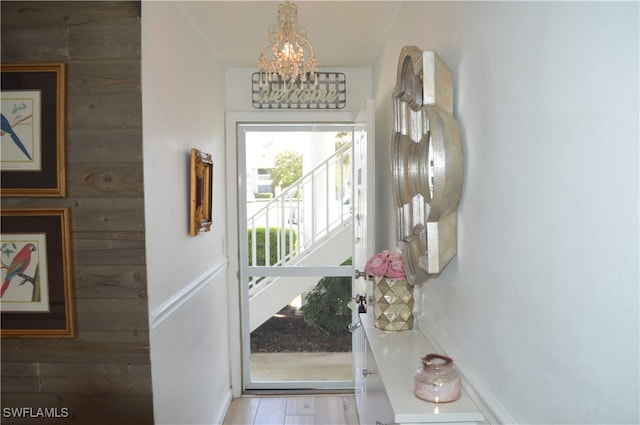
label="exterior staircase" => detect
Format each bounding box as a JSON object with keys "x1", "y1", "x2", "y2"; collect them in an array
[{"x1": 247, "y1": 143, "x2": 353, "y2": 332}]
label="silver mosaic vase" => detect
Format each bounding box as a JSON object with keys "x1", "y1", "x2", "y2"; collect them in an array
[{"x1": 372, "y1": 276, "x2": 414, "y2": 331}]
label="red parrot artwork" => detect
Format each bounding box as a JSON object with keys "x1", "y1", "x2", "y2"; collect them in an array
[{"x1": 1, "y1": 243, "x2": 36, "y2": 298}]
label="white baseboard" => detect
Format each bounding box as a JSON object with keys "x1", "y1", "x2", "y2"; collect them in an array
[{"x1": 213, "y1": 388, "x2": 233, "y2": 425}]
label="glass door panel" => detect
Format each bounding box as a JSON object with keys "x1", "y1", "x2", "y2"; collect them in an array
[{"x1": 239, "y1": 123, "x2": 354, "y2": 391}]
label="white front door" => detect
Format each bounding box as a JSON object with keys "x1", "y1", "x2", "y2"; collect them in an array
[{"x1": 238, "y1": 122, "x2": 356, "y2": 391}]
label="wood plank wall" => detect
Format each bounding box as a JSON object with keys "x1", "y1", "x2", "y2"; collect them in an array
[{"x1": 1, "y1": 2, "x2": 153, "y2": 424}]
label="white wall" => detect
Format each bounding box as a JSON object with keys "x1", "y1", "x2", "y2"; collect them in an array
[
  {"x1": 373, "y1": 2, "x2": 639, "y2": 424},
  {"x1": 142, "y1": 2, "x2": 231, "y2": 424}
]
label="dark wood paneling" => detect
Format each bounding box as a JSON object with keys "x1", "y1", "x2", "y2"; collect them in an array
[
  {"x1": 3, "y1": 362, "x2": 151, "y2": 395},
  {"x1": 67, "y1": 164, "x2": 143, "y2": 198},
  {"x1": 74, "y1": 264, "x2": 147, "y2": 298},
  {"x1": 0, "y1": 27, "x2": 69, "y2": 61},
  {"x1": 73, "y1": 329, "x2": 149, "y2": 345},
  {"x1": 1, "y1": 2, "x2": 152, "y2": 423},
  {"x1": 1, "y1": 340, "x2": 151, "y2": 364},
  {"x1": 69, "y1": 18, "x2": 141, "y2": 60},
  {"x1": 1, "y1": 363, "x2": 40, "y2": 393},
  {"x1": 0, "y1": 393, "x2": 153, "y2": 425},
  {"x1": 0, "y1": 2, "x2": 141, "y2": 30},
  {"x1": 67, "y1": 129, "x2": 142, "y2": 163},
  {"x1": 73, "y1": 231, "x2": 146, "y2": 265},
  {"x1": 38, "y1": 363, "x2": 152, "y2": 395},
  {"x1": 67, "y1": 94, "x2": 142, "y2": 130},
  {"x1": 68, "y1": 61, "x2": 141, "y2": 95},
  {"x1": 70, "y1": 198, "x2": 145, "y2": 232},
  {"x1": 76, "y1": 299, "x2": 149, "y2": 332}
]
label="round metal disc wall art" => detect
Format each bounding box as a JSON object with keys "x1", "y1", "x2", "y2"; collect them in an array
[{"x1": 391, "y1": 46, "x2": 463, "y2": 285}]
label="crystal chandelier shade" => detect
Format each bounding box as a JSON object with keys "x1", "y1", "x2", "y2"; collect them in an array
[{"x1": 258, "y1": 1, "x2": 318, "y2": 85}]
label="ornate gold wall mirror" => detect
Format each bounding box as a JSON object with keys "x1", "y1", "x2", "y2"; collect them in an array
[{"x1": 391, "y1": 46, "x2": 463, "y2": 285}]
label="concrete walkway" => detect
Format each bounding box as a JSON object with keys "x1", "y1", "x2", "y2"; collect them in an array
[{"x1": 251, "y1": 352, "x2": 352, "y2": 381}]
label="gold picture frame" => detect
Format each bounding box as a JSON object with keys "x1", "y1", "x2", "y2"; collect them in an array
[
  {"x1": 190, "y1": 148, "x2": 213, "y2": 236},
  {"x1": 1, "y1": 207, "x2": 75, "y2": 338},
  {"x1": 1, "y1": 63, "x2": 66, "y2": 197}
]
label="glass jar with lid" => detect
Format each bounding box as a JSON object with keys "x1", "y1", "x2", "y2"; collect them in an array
[{"x1": 414, "y1": 354, "x2": 461, "y2": 403}]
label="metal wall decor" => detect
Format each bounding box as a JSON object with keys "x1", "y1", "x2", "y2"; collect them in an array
[
  {"x1": 391, "y1": 47, "x2": 463, "y2": 285},
  {"x1": 252, "y1": 72, "x2": 346, "y2": 109}
]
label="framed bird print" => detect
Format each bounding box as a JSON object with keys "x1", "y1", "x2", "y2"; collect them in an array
[
  {"x1": 190, "y1": 148, "x2": 213, "y2": 236},
  {"x1": 1, "y1": 208, "x2": 75, "y2": 338},
  {"x1": 1, "y1": 63, "x2": 66, "y2": 197}
]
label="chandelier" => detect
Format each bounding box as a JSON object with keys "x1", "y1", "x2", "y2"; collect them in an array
[{"x1": 258, "y1": 1, "x2": 318, "y2": 86}]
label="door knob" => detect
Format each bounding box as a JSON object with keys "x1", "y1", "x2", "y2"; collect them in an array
[
  {"x1": 347, "y1": 321, "x2": 361, "y2": 332},
  {"x1": 362, "y1": 368, "x2": 374, "y2": 377}
]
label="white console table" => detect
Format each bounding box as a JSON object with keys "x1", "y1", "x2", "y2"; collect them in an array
[{"x1": 357, "y1": 314, "x2": 484, "y2": 425}]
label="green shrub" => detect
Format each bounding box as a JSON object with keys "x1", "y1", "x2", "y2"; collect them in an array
[
  {"x1": 248, "y1": 227, "x2": 298, "y2": 266},
  {"x1": 255, "y1": 193, "x2": 273, "y2": 200},
  {"x1": 301, "y1": 258, "x2": 352, "y2": 335}
]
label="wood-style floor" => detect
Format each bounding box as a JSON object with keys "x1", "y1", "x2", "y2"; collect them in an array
[{"x1": 222, "y1": 395, "x2": 360, "y2": 425}]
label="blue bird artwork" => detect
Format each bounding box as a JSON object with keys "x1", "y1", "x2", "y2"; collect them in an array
[{"x1": 1, "y1": 112, "x2": 32, "y2": 160}]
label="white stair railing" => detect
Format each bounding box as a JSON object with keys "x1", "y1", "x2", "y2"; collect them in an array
[{"x1": 247, "y1": 143, "x2": 352, "y2": 297}]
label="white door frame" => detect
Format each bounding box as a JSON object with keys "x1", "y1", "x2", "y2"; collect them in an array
[
  {"x1": 352, "y1": 99, "x2": 376, "y2": 415},
  {"x1": 226, "y1": 111, "x2": 356, "y2": 396}
]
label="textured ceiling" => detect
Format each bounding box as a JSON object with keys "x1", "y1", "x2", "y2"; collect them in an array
[{"x1": 176, "y1": 1, "x2": 403, "y2": 68}]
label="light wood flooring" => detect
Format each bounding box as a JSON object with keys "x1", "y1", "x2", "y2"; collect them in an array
[{"x1": 222, "y1": 395, "x2": 360, "y2": 425}]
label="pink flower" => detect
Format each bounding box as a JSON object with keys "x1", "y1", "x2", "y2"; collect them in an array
[
  {"x1": 365, "y1": 251, "x2": 389, "y2": 277},
  {"x1": 387, "y1": 252, "x2": 405, "y2": 279},
  {"x1": 365, "y1": 250, "x2": 405, "y2": 278}
]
